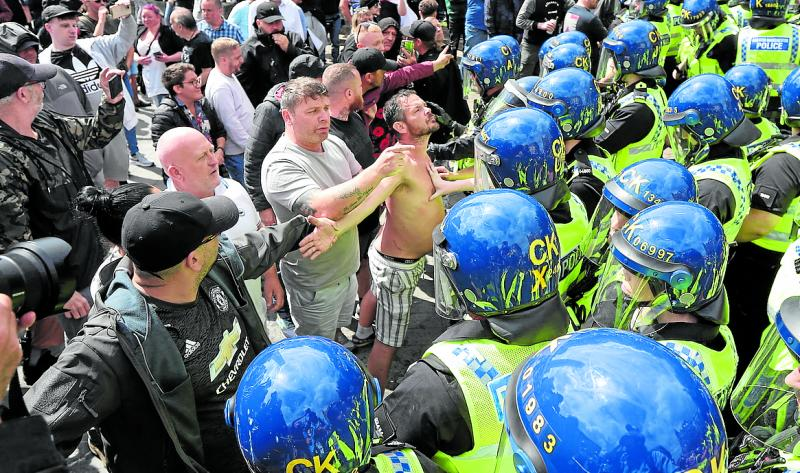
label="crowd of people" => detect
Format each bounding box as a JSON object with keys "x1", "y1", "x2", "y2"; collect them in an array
[{"x1": 3, "y1": 0, "x2": 800, "y2": 471}]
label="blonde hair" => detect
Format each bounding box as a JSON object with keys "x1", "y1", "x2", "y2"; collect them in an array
[{"x1": 211, "y1": 37, "x2": 240, "y2": 62}]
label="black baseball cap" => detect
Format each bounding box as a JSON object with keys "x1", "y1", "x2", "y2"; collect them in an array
[
  {"x1": 121, "y1": 192, "x2": 239, "y2": 273},
  {"x1": 0, "y1": 53, "x2": 57, "y2": 99},
  {"x1": 255, "y1": 2, "x2": 284, "y2": 23},
  {"x1": 288, "y1": 54, "x2": 325, "y2": 79},
  {"x1": 351, "y1": 47, "x2": 387, "y2": 75},
  {"x1": 401, "y1": 20, "x2": 436, "y2": 42},
  {"x1": 41, "y1": 5, "x2": 80, "y2": 23}
]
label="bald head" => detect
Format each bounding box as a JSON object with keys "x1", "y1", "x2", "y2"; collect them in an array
[{"x1": 158, "y1": 127, "x2": 221, "y2": 198}]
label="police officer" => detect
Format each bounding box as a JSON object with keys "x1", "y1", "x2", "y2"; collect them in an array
[
  {"x1": 474, "y1": 108, "x2": 590, "y2": 313},
  {"x1": 595, "y1": 20, "x2": 669, "y2": 172},
  {"x1": 624, "y1": 0, "x2": 685, "y2": 93},
  {"x1": 726, "y1": 67, "x2": 800, "y2": 380},
  {"x1": 591, "y1": 201, "x2": 739, "y2": 407},
  {"x1": 524, "y1": 67, "x2": 610, "y2": 215},
  {"x1": 496, "y1": 328, "x2": 728, "y2": 472},
  {"x1": 428, "y1": 38, "x2": 517, "y2": 166},
  {"x1": 675, "y1": 0, "x2": 739, "y2": 78},
  {"x1": 725, "y1": 63, "x2": 783, "y2": 158},
  {"x1": 663, "y1": 73, "x2": 759, "y2": 242},
  {"x1": 377, "y1": 190, "x2": 570, "y2": 472},
  {"x1": 226, "y1": 336, "x2": 444, "y2": 472},
  {"x1": 736, "y1": 0, "x2": 800, "y2": 116},
  {"x1": 576, "y1": 159, "x2": 699, "y2": 324},
  {"x1": 730, "y1": 296, "x2": 800, "y2": 468}
]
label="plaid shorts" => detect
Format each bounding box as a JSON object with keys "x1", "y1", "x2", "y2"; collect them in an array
[{"x1": 368, "y1": 243, "x2": 426, "y2": 348}]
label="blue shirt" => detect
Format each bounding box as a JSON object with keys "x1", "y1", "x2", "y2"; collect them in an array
[{"x1": 198, "y1": 19, "x2": 245, "y2": 43}]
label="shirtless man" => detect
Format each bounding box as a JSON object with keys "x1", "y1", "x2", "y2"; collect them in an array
[{"x1": 307, "y1": 90, "x2": 471, "y2": 389}]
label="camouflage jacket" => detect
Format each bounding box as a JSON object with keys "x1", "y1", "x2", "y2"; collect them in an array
[{"x1": 0, "y1": 98, "x2": 123, "y2": 287}]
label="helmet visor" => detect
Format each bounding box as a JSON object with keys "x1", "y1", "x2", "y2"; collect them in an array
[
  {"x1": 730, "y1": 324, "x2": 800, "y2": 453},
  {"x1": 463, "y1": 70, "x2": 483, "y2": 100},
  {"x1": 587, "y1": 252, "x2": 672, "y2": 331},
  {"x1": 474, "y1": 138, "x2": 500, "y2": 192},
  {"x1": 629, "y1": 0, "x2": 647, "y2": 18},
  {"x1": 666, "y1": 124, "x2": 704, "y2": 165},
  {"x1": 482, "y1": 86, "x2": 526, "y2": 124},
  {"x1": 433, "y1": 232, "x2": 467, "y2": 320},
  {"x1": 584, "y1": 196, "x2": 631, "y2": 267},
  {"x1": 596, "y1": 48, "x2": 619, "y2": 83}
]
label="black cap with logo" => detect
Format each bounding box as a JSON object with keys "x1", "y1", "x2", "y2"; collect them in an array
[{"x1": 121, "y1": 192, "x2": 240, "y2": 273}]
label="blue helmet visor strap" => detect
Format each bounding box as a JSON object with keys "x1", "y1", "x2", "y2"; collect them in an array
[
  {"x1": 494, "y1": 363, "x2": 549, "y2": 473},
  {"x1": 604, "y1": 179, "x2": 648, "y2": 216},
  {"x1": 776, "y1": 296, "x2": 800, "y2": 361},
  {"x1": 527, "y1": 93, "x2": 572, "y2": 134},
  {"x1": 611, "y1": 230, "x2": 692, "y2": 286}
]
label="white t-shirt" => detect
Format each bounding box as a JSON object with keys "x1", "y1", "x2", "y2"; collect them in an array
[
  {"x1": 204, "y1": 68, "x2": 255, "y2": 155},
  {"x1": 136, "y1": 34, "x2": 169, "y2": 98}
]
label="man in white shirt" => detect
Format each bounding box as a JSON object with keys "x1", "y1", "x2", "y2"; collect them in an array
[
  {"x1": 161, "y1": 126, "x2": 287, "y2": 328},
  {"x1": 205, "y1": 38, "x2": 254, "y2": 184}
]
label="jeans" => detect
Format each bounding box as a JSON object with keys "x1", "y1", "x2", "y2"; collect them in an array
[
  {"x1": 225, "y1": 153, "x2": 245, "y2": 184},
  {"x1": 464, "y1": 24, "x2": 488, "y2": 53},
  {"x1": 122, "y1": 73, "x2": 140, "y2": 156},
  {"x1": 151, "y1": 93, "x2": 168, "y2": 107},
  {"x1": 325, "y1": 14, "x2": 342, "y2": 62}
]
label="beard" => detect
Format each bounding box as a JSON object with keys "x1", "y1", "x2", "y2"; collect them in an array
[{"x1": 409, "y1": 117, "x2": 440, "y2": 137}]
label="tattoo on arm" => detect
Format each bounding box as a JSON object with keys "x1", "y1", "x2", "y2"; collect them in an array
[
  {"x1": 296, "y1": 200, "x2": 317, "y2": 217},
  {"x1": 338, "y1": 183, "x2": 377, "y2": 215}
]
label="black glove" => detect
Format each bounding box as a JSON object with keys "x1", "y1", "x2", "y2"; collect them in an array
[{"x1": 425, "y1": 101, "x2": 454, "y2": 129}]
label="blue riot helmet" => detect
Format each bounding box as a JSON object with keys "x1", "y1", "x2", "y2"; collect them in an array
[
  {"x1": 628, "y1": 0, "x2": 668, "y2": 18},
  {"x1": 597, "y1": 20, "x2": 664, "y2": 84},
  {"x1": 591, "y1": 202, "x2": 729, "y2": 332},
  {"x1": 681, "y1": 0, "x2": 721, "y2": 43},
  {"x1": 539, "y1": 31, "x2": 593, "y2": 63},
  {"x1": 540, "y1": 43, "x2": 591, "y2": 76},
  {"x1": 474, "y1": 108, "x2": 569, "y2": 211},
  {"x1": 664, "y1": 73, "x2": 759, "y2": 166},
  {"x1": 725, "y1": 64, "x2": 771, "y2": 117},
  {"x1": 491, "y1": 34, "x2": 522, "y2": 76},
  {"x1": 524, "y1": 67, "x2": 605, "y2": 140},
  {"x1": 225, "y1": 336, "x2": 380, "y2": 473},
  {"x1": 781, "y1": 67, "x2": 800, "y2": 126},
  {"x1": 750, "y1": 0, "x2": 789, "y2": 18},
  {"x1": 482, "y1": 75, "x2": 540, "y2": 124},
  {"x1": 462, "y1": 39, "x2": 515, "y2": 98},
  {"x1": 495, "y1": 328, "x2": 728, "y2": 473},
  {"x1": 584, "y1": 159, "x2": 698, "y2": 269},
  {"x1": 433, "y1": 189, "x2": 570, "y2": 342}
]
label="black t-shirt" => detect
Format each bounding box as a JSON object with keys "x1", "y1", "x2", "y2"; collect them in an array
[
  {"x1": 698, "y1": 178, "x2": 735, "y2": 225},
  {"x1": 707, "y1": 31, "x2": 738, "y2": 73},
  {"x1": 183, "y1": 31, "x2": 214, "y2": 74},
  {"x1": 751, "y1": 137, "x2": 800, "y2": 215},
  {"x1": 562, "y1": 5, "x2": 607, "y2": 44},
  {"x1": 148, "y1": 278, "x2": 255, "y2": 473},
  {"x1": 594, "y1": 90, "x2": 655, "y2": 155}
]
